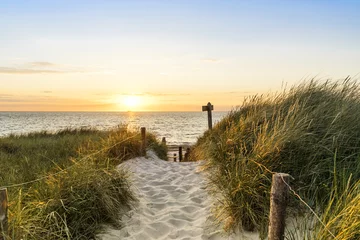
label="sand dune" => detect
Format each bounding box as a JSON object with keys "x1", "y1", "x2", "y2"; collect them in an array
[{"x1": 98, "y1": 151, "x2": 259, "y2": 240}]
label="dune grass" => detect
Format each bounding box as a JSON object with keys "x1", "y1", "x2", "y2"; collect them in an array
[
  {"x1": 0, "y1": 126, "x2": 167, "y2": 239},
  {"x1": 288, "y1": 175, "x2": 360, "y2": 240},
  {"x1": 191, "y1": 79, "x2": 360, "y2": 239}
]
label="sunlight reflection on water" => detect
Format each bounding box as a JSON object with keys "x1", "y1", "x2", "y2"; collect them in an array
[{"x1": 0, "y1": 112, "x2": 227, "y2": 145}]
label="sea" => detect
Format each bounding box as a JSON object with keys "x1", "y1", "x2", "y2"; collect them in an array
[{"x1": 0, "y1": 111, "x2": 228, "y2": 145}]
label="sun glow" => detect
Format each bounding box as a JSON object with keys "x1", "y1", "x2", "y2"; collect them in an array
[{"x1": 122, "y1": 95, "x2": 141, "y2": 110}]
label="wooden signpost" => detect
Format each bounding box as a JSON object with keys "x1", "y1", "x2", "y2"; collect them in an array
[{"x1": 202, "y1": 102, "x2": 214, "y2": 129}]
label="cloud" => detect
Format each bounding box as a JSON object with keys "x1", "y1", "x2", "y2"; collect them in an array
[
  {"x1": 143, "y1": 92, "x2": 190, "y2": 97},
  {"x1": 0, "y1": 94, "x2": 14, "y2": 100},
  {"x1": 0, "y1": 62, "x2": 97, "y2": 75},
  {"x1": 0, "y1": 94, "x2": 57, "y2": 103},
  {"x1": 42, "y1": 91, "x2": 53, "y2": 94},
  {"x1": 108, "y1": 92, "x2": 190, "y2": 97},
  {"x1": 0, "y1": 67, "x2": 62, "y2": 74},
  {"x1": 202, "y1": 58, "x2": 220, "y2": 63},
  {"x1": 226, "y1": 91, "x2": 253, "y2": 95},
  {"x1": 0, "y1": 95, "x2": 29, "y2": 102},
  {"x1": 29, "y1": 62, "x2": 57, "y2": 67}
]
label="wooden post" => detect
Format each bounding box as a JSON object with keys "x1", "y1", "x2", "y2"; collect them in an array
[
  {"x1": 268, "y1": 173, "x2": 290, "y2": 240},
  {"x1": 202, "y1": 102, "x2": 214, "y2": 129},
  {"x1": 184, "y1": 147, "x2": 190, "y2": 161},
  {"x1": 141, "y1": 127, "x2": 146, "y2": 156},
  {"x1": 179, "y1": 147, "x2": 183, "y2": 162},
  {"x1": 0, "y1": 188, "x2": 8, "y2": 240},
  {"x1": 173, "y1": 153, "x2": 177, "y2": 162},
  {"x1": 161, "y1": 137, "x2": 166, "y2": 145}
]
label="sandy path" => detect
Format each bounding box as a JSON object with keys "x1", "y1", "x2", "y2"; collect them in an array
[{"x1": 98, "y1": 151, "x2": 259, "y2": 240}]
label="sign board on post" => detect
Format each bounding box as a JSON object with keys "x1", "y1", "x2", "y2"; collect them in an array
[{"x1": 202, "y1": 102, "x2": 214, "y2": 129}]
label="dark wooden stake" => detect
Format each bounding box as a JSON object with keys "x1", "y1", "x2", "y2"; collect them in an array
[
  {"x1": 184, "y1": 147, "x2": 191, "y2": 161},
  {"x1": 173, "y1": 153, "x2": 177, "y2": 162},
  {"x1": 179, "y1": 146, "x2": 183, "y2": 162},
  {"x1": 161, "y1": 137, "x2": 166, "y2": 145},
  {"x1": 202, "y1": 102, "x2": 214, "y2": 129},
  {"x1": 0, "y1": 188, "x2": 8, "y2": 240},
  {"x1": 268, "y1": 173, "x2": 290, "y2": 240},
  {"x1": 141, "y1": 127, "x2": 146, "y2": 156}
]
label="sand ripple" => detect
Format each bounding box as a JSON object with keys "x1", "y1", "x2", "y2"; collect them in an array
[{"x1": 98, "y1": 151, "x2": 259, "y2": 240}]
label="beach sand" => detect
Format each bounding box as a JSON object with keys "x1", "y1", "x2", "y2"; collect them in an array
[{"x1": 98, "y1": 151, "x2": 260, "y2": 240}]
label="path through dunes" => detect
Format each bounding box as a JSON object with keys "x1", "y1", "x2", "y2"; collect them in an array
[{"x1": 98, "y1": 151, "x2": 259, "y2": 240}]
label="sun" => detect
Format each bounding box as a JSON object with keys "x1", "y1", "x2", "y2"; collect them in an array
[
  {"x1": 123, "y1": 95, "x2": 141, "y2": 109},
  {"x1": 113, "y1": 94, "x2": 144, "y2": 111}
]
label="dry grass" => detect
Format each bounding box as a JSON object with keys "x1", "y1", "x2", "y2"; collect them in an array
[
  {"x1": 0, "y1": 126, "x2": 167, "y2": 239},
  {"x1": 192, "y1": 78, "x2": 360, "y2": 239}
]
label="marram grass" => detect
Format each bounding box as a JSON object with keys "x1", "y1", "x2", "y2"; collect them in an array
[
  {"x1": 192, "y1": 78, "x2": 360, "y2": 239},
  {"x1": 288, "y1": 175, "x2": 360, "y2": 240},
  {"x1": 0, "y1": 126, "x2": 167, "y2": 239}
]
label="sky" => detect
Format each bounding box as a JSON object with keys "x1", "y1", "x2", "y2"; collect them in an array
[{"x1": 1, "y1": 0, "x2": 359, "y2": 111}]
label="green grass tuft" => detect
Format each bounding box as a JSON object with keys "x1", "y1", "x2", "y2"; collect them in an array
[{"x1": 1, "y1": 125, "x2": 166, "y2": 239}]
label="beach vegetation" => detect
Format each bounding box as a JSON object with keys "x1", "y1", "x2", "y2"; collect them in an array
[
  {"x1": 192, "y1": 78, "x2": 360, "y2": 239},
  {"x1": 0, "y1": 126, "x2": 166, "y2": 239}
]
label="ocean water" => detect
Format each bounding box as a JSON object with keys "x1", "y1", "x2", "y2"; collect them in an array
[{"x1": 0, "y1": 111, "x2": 228, "y2": 145}]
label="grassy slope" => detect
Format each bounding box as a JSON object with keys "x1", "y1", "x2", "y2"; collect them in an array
[
  {"x1": 0, "y1": 126, "x2": 167, "y2": 239},
  {"x1": 192, "y1": 79, "x2": 360, "y2": 239}
]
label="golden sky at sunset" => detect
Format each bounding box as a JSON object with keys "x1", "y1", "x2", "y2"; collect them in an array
[{"x1": 1, "y1": 1, "x2": 359, "y2": 111}]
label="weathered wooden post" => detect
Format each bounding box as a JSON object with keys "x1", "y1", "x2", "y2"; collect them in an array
[
  {"x1": 173, "y1": 153, "x2": 177, "y2": 162},
  {"x1": 179, "y1": 146, "x2": 183, "y2": 162},
  {"x1": 202, "y1": 102, "x2": 214, "y2": 129},
  {"x1": 0, "y1": 188, "x2": 8, "y2": 240},
  {"x1": 161, "y1": 137, "x2": 166, "y2": 145},
  {"x1": 141, "y1": 127, "x2": 146, "y2": 156},
  {"x1": 268, "y1": 173, "x2": 290, "y2": 240},
  {"x1": 186, "y1": 147, "x2": 191, "y2": 161}
]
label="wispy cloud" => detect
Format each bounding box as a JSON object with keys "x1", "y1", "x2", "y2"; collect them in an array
[
  {"x1": 226, "y1": 91, "x2": 253, "y2": 95},
  {"x1": 143, "y1": 92, "x2": 191, "y2": 97},
  {"x1": 112, "y1": 92, "x2": 191, "y2": 97},
  {"x1": 0, "y1": 94, "x2": 57, "y2": 103},
  {"x1": 0, "y1": 62, "x2": 107, "y2": 75},
  {"x1": 0, "y1": 94, "x2": 14, "y2": 100},
  {"x1": 28, "y1": 61, "x2": 57, "y2": 67},
  {"x1": 202, "y1": 58, "x2": 220, "y2": 63},
  {"x1": 0, "y1": 67, "x2": 62, "y2": 74}
]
